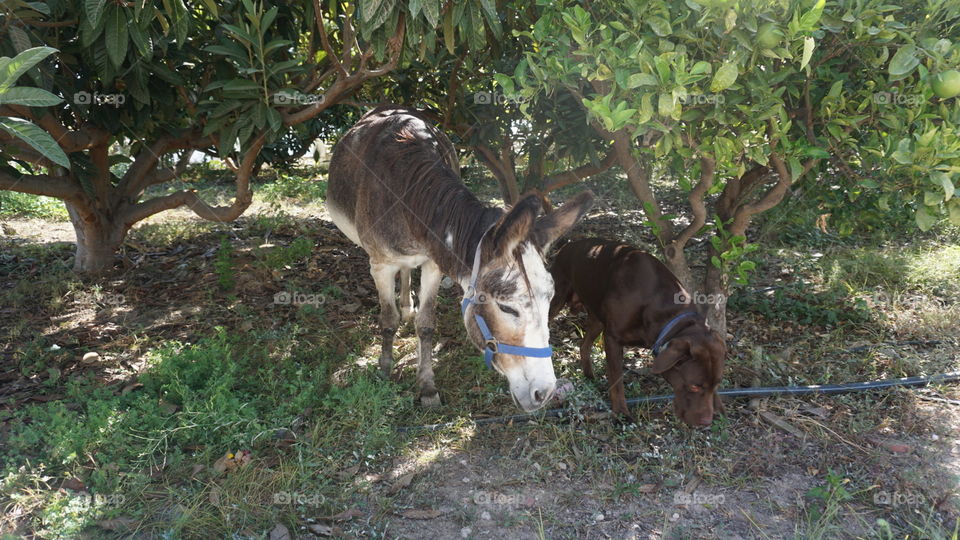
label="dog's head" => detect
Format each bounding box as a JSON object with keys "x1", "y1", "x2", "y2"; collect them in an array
[{"x1": 651, "y1": 329, "x2": 726, "y2": 427}]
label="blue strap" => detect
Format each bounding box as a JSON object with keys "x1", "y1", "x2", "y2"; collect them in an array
[
  {"x1": 460, "y1": 227, "x2": 552, "y2": 369},
  {"x1": 651, "y1": 311, "x2": 700, "y2": 356}
]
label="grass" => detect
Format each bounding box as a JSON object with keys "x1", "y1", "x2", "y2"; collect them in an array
[
  {"x1": 0, "y1": 191, "x2": 68, "y2": 220},
  {"x1": 1, "y1": 163, "x2": 958, "y2": 538}
]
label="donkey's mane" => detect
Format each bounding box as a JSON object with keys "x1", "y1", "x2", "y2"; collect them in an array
[{"x1": 379, "y1": 119, "x2": 512, "y2": 279}]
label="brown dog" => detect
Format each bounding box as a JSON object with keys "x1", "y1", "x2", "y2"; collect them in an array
[{"x1": 549, "y1": 238, "x2": 726, "y2": 426}]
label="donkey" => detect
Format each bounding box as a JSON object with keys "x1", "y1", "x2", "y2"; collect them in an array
[{"x1": 326, "y1": 106, "x2": 593, "y2": 411}]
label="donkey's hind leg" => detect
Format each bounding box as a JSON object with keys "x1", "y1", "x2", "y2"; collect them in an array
[
  {"x1": 398, "y1": 268, "x2": 415, "y2": 322},
  {"x1": 414, "y1": 260, "x2": 443, "y2": 407},
  {"x1": 370, "y1": 262, "x2": 401, "y2": 380}
]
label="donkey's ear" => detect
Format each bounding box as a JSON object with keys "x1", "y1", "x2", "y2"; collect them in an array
[
  {"x1": 491, "y1": 194, "x2": 542, "y2": 259},
  {"x1": 532, "y1": 190, "x2": 594, "y2": 252}
]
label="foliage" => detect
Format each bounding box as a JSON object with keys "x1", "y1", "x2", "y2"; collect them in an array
[
  {"x1": 502, "y1": 0, "x2": 960, "y2": 279},
  {"x1": 0, "y1": 47, "x2": 69, "y2": 168},
  {"x1": 0, "y1": 190, "x2": 66, "y2": 219}
]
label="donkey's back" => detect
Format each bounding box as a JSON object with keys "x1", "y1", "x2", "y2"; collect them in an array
[{"x1": 326, "y1": 106, "x2": 461, "y2": 256}]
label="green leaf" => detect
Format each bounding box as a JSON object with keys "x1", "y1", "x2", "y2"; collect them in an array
[
  {"x1": 800, "y1": 37, "x2": 815, "y2": 70},
  {"x1": 9, "y1": 25, "x2": 32, "y2": 53},
  {"x1": 361, "y1": 0, "x2": 383, "y2": 23},
  {"x1": 422, "y1": 0, "x2": 440, "y2": 28},
  {"x1": 0, "y1": 116, "x2": 70, "y2": 169},
  {"x1": 914, "y1": 206, "x2": 937, "y2": 231},
  {"x1": 931, "y1": 171, "x2": 954, "y2": 201},
  {"x1": 948, "y1": 200, "x2": 960, "y2": 226},
  {"x1": 626, "y1": 73, "x2": 658, "y2": 88},
  {"x1": 888, "y1": 44, "x2": 919, "y2": 79},
  {"x1": 891, "y1": 138, "x2": 913, "y2": 164},
  {"x1": 647, "y1": 16, "x2": 671, "y2": 37},
  {"x1": 443, "y1": 5, "x2": 455, "y2": 54},
  {"x1": 105, "y1": 5, "x2": 129, "y2": 68},
  {"x1": 711, "y1": 255, "x2": 723, "y2": 269},
  {"x1": 0, "y1": 87, "x2": 63, "y2": 107},
  {"x1": 710, "y1": 62, "x2": 738, "y2": 92},
  {"x1": 690, "y1": 61, "x2": 712, "y2": 76},
  {"x1": 0, "y1": 47, "x2": 58, "y2": 91},
  {"x1": 85, "y1": 0, "x2": 109, "y2": 29},
  {"x1": 199, "y1": 0, "x2": 218, "y2": 16},
  {"x1": 799, "y1": 0, "x2": 825, "y2": 29},
  {"x1": 924, "y1": 191, "x2": 942, "y2": 206}
]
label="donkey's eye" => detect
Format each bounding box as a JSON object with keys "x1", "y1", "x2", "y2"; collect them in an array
[{"x1": 497, "y1": 303, "x2": 520, "y2": 317}]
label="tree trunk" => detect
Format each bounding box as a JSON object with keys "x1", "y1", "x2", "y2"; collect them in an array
[
  {"x1": 66, "y1": 202, "x2": 127, "y2": 274},
  {"x1": 701, "y1": 243, "x2": 729, "y2": 337}
]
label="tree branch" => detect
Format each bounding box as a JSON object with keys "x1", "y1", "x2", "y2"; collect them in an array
[
  {"x1": 121, "y1": 135, "x2": 264, "y2": 225},
  {"x1": 0, "y1": 170, "x2": 83, "y2": 200},
  {"x1": 541, "y1": 150, "x2": 616, "y2": 192},
  {"x1": 673, "y1": 155, "x2": 715, "y2": 248}
]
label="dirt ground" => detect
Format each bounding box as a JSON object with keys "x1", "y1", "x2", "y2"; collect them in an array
[{"x1": 2, "y1": 197, "x2": 959, "y2": 539}]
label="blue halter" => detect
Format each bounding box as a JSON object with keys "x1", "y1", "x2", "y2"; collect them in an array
[
  {"x1": 460, "y1": 229, "x2": 553, "y2": 369},
  {"x1": 651, "y1": 311, "x2": 700, "y2": 356}
]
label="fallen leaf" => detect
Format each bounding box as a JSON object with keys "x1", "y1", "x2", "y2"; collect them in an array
[
  {"x1": 399, "y1": 508, "x2": 444, "y2": 519},
  {"x1": 97, "y1": 517, "x2": 137, "y2": 531},
  {"x1": 335, "y1": 465, "x2": 360, "y2": 480},
  {"x1": 209, "y1": 486, "x2": 222, "y2": 505},
  {"x1": 60, "y1": 477, "x2": 86, "y2": 491},
  {"x1": 328, "y1": 508, "x2": 363, "y2": 521},
  {"x1": 158, "y1": 400, "x2": 179, "y2": 415},
  {"x1": 759, "y1": 411, "x2": 803, "y2": 437},
  {"x1": 868, "y1": 437, "x2": 912, "y2": 454},
  {"x1": 307, "y1": 523, "x2": 333, "y2": 536},
  {"x1": 269, "y1": 523, "x2": 292, "y2": 540},
  {"x1": 121, "y1": 382, "x2": 143, "y2": 395},
  {"x1": 637, "y1": 484, "x2": 658, "y2": 493},
  {"x1": 388, "y1": 472, "x2": 415, "y2": 495}
]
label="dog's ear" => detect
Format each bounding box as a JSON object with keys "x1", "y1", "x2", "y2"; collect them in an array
[
  {"x1": 532, "y1": 190, "x2": 594, "y2": 252},
  {"x1": 490, "y1": 194, "x2": 542, "y2": 260},
  {"x1": 652, "y1": 337, "x2": 690, "y2": 374}
]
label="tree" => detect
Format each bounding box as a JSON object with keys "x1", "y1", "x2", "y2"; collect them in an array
[
  {"x1": 502, "y1": 0, "x2": 960, "y2": 335},
  {"x1": 0, "y1": 0, "x2": 499, "y2": 273}
]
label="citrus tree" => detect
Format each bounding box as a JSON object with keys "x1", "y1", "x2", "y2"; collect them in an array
[{"x1": 502, "y1": 0, "x2": 960, "y2": 334}]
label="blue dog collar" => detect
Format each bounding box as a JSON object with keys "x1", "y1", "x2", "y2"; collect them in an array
[
  {"x1": 651, "y1": 311, "x2": 700, "y2": 356},
  {"x1": 460, "y1": 228, "x2": 553, "y2": 369}
]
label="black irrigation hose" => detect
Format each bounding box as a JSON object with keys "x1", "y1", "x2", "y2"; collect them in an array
[{"x1": 397, "y1": 371, "x2": 960, "y2": 433}]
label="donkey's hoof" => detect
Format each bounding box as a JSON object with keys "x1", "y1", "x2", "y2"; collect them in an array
[{"x1": 419, "y1": 393, "x2": 442, "y2": 407}]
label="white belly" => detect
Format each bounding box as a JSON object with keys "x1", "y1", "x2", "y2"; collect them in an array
[{"x1": 326, "y1": 200, "x2": 363, "y2": 246}]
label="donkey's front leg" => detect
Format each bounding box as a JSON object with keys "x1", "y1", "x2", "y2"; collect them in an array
[
  {"x1": 415, "y1": 260, "x2": 443, "y2": 406},
  {"x1": 370, "y1": 262, "x2": 401, "y2": 380}
]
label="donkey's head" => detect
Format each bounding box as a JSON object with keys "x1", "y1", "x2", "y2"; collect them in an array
[{"x1": 461, "y1": 191, "x2": 594, "y2": 411}]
